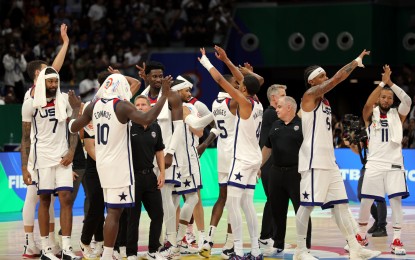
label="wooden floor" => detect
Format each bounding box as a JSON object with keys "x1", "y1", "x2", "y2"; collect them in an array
[{"x1": 1, "y1": 203, "x2": 415, "y2": 260}]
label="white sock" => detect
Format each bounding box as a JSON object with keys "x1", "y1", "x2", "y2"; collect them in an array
[
  {"x1": 207, "y1": 226, "x2": 216, "y2": 242},
  {"x1": 225, "y1": 233, "x2": 234, "y2": 248},
  {"x1": 241, "y1": 190, "x2": 260, "y2": 256},
  {"x1": 177, "y1": 223, "x2": 187, "y2": 243},
  {"x1": 49, "y1": 232, "x2": 56, "y2": 245},
  {"x1": 25, "y1": 232, "x2": 35, "y2": 246},
  {"x1": 226, "y1": 194, "x2": 243, "y2": 256},
  {"x1": 187, "y1": 224, "x2": 194, "y2": 234},
  {"x1": 62, "y1": 236, "x2": 71, "y2": 250},
  {"x1": 296, "y1": 206, "x2": 313, "y2": 251},
  {"x1": 102, "y1": 246, "x2": 114, "y2": 257},
  {"x1": 41, "y1": 236, "x2": 49, "y2": 251},
  {"x1": 166, "y1": 232, "x2": 177, "y2": 247}
]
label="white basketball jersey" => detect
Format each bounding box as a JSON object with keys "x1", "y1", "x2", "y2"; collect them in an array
[
  {"x1": 233, "y1": 98, "x2": 263, "y2": 165},
  {"x1": 298, "y1": 98, "x2": 338, "y2": 172},
  {"x1": 22, "y1": 95, "x2": 72, "y2": 169},
  {"x1": 366, "y1": 107, "x2": 403, "y2": 169},
  {"x1": 182, "y1": 103, "x2": 200, "y2": 176},
  {"x1": 212, "y1": 93, "x2": 236, "y2": 173},
  {"x1": 93, "y1": 98, "x2": 133, "y2": 188}
]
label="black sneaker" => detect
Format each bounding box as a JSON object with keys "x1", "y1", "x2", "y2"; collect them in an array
[
  {"x1": 367, "y1": 222, "x2": 378, "y2": 234},
  {"x1": 372, "y1": 226, "x2": 388, "y2": 237}
]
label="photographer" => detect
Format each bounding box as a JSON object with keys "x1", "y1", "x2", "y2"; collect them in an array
[{"x1": 342, "y1": 120, "x2": 387, "y2": 238}]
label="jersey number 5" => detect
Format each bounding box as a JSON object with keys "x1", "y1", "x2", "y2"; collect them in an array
[
  {"x1": 217, "y1": 120, "x2": 228, "y2": 138},
  {"x1": 97, "y1": 123, "x2": 110, "y2": 145}
]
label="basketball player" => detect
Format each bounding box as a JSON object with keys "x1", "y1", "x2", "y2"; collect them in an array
[
  {"x1": 295, "y1": 50, "x2": 381, "y2": 260},
  {"x1": 200, "y1": 74, "x2": 238, "y2": 259},
  {"x1": 68, "y1": 73, "x2": 171, "y2": 260},
  {"x1": 199, "y1": 46, "x2": 264, "y2": 260},
  {"x1": 22, "y1": 24, "x2": 70, "y2": 258},
  {"x1": 358, "y1": 65, "x2": 411, "y2": 255},
  {"x1": 21, "y1": 67, "x2": 80, "y2": 260}
]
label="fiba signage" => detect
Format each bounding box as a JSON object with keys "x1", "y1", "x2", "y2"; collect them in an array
[{"x1": 1, "y1": 152, "x2": 28, "y2": 201}]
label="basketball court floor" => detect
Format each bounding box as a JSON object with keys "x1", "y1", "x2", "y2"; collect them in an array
[{"x1": 0, "y1": 202, "x2": 414, "y2": 260}]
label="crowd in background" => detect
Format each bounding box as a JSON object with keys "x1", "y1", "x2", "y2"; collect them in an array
[{"x1": 0, "y1": 0, "x2": 241, "y2": 103}]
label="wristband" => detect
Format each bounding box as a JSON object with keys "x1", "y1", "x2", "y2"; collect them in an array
[
  {"x1": 354, "y1": 57, "x2": 364, "y2": 67},
  {"x1": 379, "y1": 82, "x2": 385, "y2": 88},
  {"x1": 200, "y1": 55, "x2": 214, "y2": 71},
  {"x1": 210, "y1": 128, "x2": 220, "y2": 137},
  {"x1": 68, "y1": 119, "x2": 76, "y2": 134}
]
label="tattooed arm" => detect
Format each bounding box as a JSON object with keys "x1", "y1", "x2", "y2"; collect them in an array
[
  {"x1": 302, "y1": 49, "x2": 370, "y2": 112},
  {"x1": 21, "y1": 122, "x2": 32, "y2": 185}
]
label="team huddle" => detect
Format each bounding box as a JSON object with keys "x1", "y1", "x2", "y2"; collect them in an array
[{"x1": 21, "y1": 41, "x2": 411, "y2": 260}]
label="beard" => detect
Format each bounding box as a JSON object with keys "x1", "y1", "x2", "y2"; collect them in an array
[
  {"x1": 46, "y1": 88, "x2": 57, "y2": 97},
  {"x1": 379, "y1": 103, "x2": 391, "y2": 113}
]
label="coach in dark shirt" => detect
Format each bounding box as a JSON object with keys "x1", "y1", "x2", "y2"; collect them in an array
[
  {"x1": 261, "y1": 96, "x2": 311, "y2": 255},
  {"x1": 258, "y1": 84, "x2": 286, "y2": 249},
  {"x1": 122, "y1": 95, "x2": 165, "y2": 259}
]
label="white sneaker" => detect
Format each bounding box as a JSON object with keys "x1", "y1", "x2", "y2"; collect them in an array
[
  {"x1": 185, "y1": 232, "x2": 196, "y2": 245},
  {"x1": 23, "y1": 244, "x2": 41, "y2": 258},
  {"x1": 79, "y1": 241, "x2": 97, "y2": 259},
  {"x1": 146, "y1": 251, "x2": 166, "y2": 260},
  {"x1": 119, "y1": 246, "x2": 127, "y2": 257},
  {"x1": 199, "y1": 240, "x2": 213, "y2": 258},
  {"x1": 265, "y1": 248, "x2": 284, "y2": 257},
  {"x1": 159, "y1": 241, "x2": 180, "y2": 260},
  {"x1": 344, "y1": 243, "x2": 350, "y2": 252},
  {"x1": 258, "y1": 238, "x2": 274, "y2": 251},
  {"x1": 40, "y1": 247, "x2": 60, "y2": 260},
  {"x1": 178, "y1": 238, "x2": 199, "y2": 254},
  {"x1": 349, "y1": 247, "x2": 381, "y2": 260},
  {"x1": 293, "y1": 250, "x2": 318, "y2": 260},
  {"x1": 51, "y1": 243, "x2": 61, "y2": 256},
  {"x1": 94, "y1": 241, "x2": 104, "y2": 256},
  {"x1": 113, "y1": 250, "x2": 122, "y2": 260},
  {"x1": 127, "y1": 256, "x2": 138, "y2": 260},
  {"x1": 391, "y1": 238, "x2": 406, "y2": 255},
  {"x1": 62, "y1": 247, "x2": 82, "y2": 260}
]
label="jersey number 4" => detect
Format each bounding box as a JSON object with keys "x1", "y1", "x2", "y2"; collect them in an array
[{"x1": 97, "y1": 123, "x2": 110, "y2": 145}]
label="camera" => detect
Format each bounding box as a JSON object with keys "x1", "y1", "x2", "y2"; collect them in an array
[{"x1": 342, "y1": 114, "x2": 367, "y2": 145}]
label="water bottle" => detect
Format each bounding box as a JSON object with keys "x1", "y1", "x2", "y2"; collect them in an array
[{"x1": 9, "y1": 132, "x2": 14, "y2": 143}]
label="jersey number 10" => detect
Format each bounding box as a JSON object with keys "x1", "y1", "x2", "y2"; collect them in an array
[{"x1": 97, "y1": 123, "x2": 110, "y2": 145}]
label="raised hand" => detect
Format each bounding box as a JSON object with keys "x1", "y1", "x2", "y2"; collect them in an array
[
  {"x1": 355, "y1": 49, "x2": 371, "y2": 68},
  {"x1": 214, "y1": 45, "x2": 228, "y2": 62},
  {"x1": 161, "y1": 75, "x2": 173, "y2": 96},
  {"x1": 108, "y1": 66, "x2": 120, "y2": 74},
  {"x1": 68, "y1": 90, "x2": 81, "y2": 109},
  {"x1": 239, "y1": 62, "x2": 253, "y2": 75},
  {"x1": 136, "y1": 62, "x2": 146, "y2": 81},
  {"x1": 198, "y1": 47, "x2": 206, "y2": 61},
  {"x1": 382, "y1": 64, "x2": 392, "y2": 85},
  {"x1": 60, "y1": 24, "x2": 69, "y2": 43}
]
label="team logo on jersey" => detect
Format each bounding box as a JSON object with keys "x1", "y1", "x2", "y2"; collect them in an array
[
  {"x1": 151, "y1": 131, "x2": 156, "y2": 138},
  {"x1": 294, "y1": 125, "x2": 299, "y2": 131}
]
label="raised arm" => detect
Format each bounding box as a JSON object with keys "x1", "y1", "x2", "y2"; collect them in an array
[
  {"x1": 362, "y1": 65, "x2": 390, "y2": 126},
  {"x1": 198, "y1": 47, "x2": 252, "y2": 119},
  {"x1": 108, "y1": 66, "x2": 141, "y2": 95},
  {"x1": 302, "y1": 49, "x2": 370, "y2": 112},
  {"x1": 214, "y1": 45, "x2": 244, "y2": 84},
  {"x1": 239, "y1": 62, "x2": 264, "y2": 86},
  {"x1": 123, "y1": 76, "x2": 172, "y2": 125},
  {"x1": 51, "y1": 24, "x2": 69, "y2": 72}
]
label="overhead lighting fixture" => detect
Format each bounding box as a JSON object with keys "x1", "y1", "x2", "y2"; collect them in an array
[{"x1": 350, "y1": 79, "x2": 358, "y2": 83}]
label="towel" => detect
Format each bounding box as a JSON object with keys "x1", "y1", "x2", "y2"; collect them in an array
[
  {"x1": 95, "y1": 74, "x2": 132, "y2": 101},
  {"x1": 33, "y1": 67, "x2": 67, "y2": 122},
  {"x1": 140, "y1": 85, "x2": 169, "y2": 120},
  {"x1": 372, "y1": 106, "x2": 402, "y2": 144},
  {"x1": 217, "y1": 92, "x2": 232, "y2": 99},
  {"x1": 176, "y1": 75, "x2": 193, "y2": 89}
]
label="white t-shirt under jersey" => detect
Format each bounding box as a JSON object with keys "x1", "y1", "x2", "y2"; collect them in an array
[
  {"x1": 298, "y1": 98, "x2": 338, "y2": 172},
  {"x1": 93, "y1": 98, "x2": 134, "y2": 188}
]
